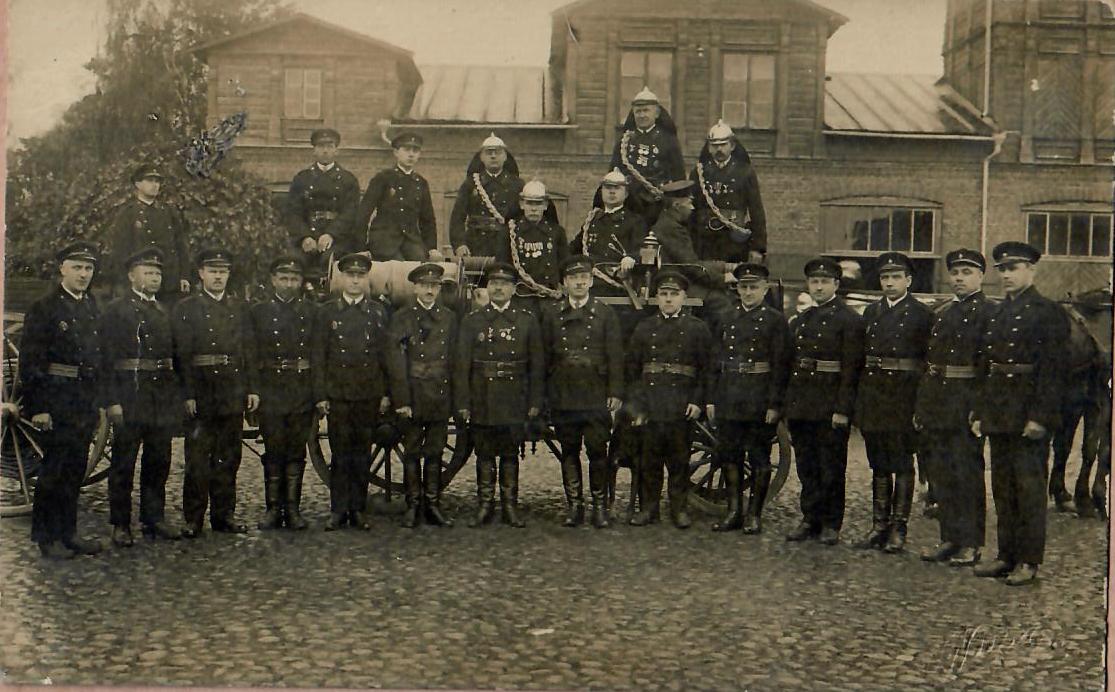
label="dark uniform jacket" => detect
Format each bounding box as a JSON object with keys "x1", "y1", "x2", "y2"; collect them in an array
[
  {"x1": 710, "y1": 303, "x2": 791, "y2": 422},
  {"x1": 108, "y1": 198, "x2": 191, "y2": 292},
  {"x1": 100, "y1": 291, "x2": 181, "y2": 428},
  {"x1": 19, "y1": 286, "x2": 102, "y2": 418},
  {"x1": 449, "y1": 170, "x2": 522, "y2": 259},
  {"x1": 311, "y1": 296, "x2": 390, "y2": 404},
  {"x1": 610, "y1": 125, "x2": 685, "y2": 204},
  {"x1": 385, "y1": 301, "x2": 457, "y2": 422},
  {"x1": 510, "y1": 217, "x2": 570, "y2": 290},
  {"x1": 571, "y1": 206, "x2": 645, "y2": 265},
  {"x1": 356, "y1": 166, "x2": 437, "y2": 258},
  {"x1": 248, "y1": 295, "x2": 317, "y2": 416},
  {"x1": 975, "y1": 285, "x2": 1068, "y2": 434},
  {"x1": 626, "y1": 312, "x2": 712, "y2": 422},
  {"x1": 646, "y1": 207, "x2": 699, "y2": 264},
  {"x1": 691, "y1": 156, "x2": 767, "y2": 260},
  {"x1": 540, "y1": 297, "x2": 624, "y2": 412},
  {"x1": 854, "y1": 294, "x2": 933, "y2": 432},
  {"x1": 914, "y1": 291, "x2": 991, "y2": 430},
  {"x1": 784, "y1": 297, "x2": 864, "y2": 421},
  {"x1": 454, "y1": 303, "x2": 544, "y2": 426},
  {"x1": 283, "y1": 163, "x2": 361, "y2": 252},
  {"x1": 171, "y1": 291, "x2": 254, "y2": 418}
]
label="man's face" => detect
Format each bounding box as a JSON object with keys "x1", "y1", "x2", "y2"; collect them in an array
[
  {"x1": 198, "y1": 265, "x2": 230, "y2": 294},
  {"x1": 672, "y1": 196, "x2": 694, "y2": 220},
  {"x1": 709, "y1": 140, "x2": 734, "y2": 163},
  {"x1": 128, "y1": 264, "x2": 163, "y2": 295},
  {"x1": 486, "y1": 277, "x2": 515, "y2": 304},
  {"x1": 632, "y1": 104, "x2": 659, "y2": 130},
  {"x1": 948, "y1": 265, "x2": 984, "y2": 298},
  {"x1": 134, "y1": 176, "x2": 161, "y2": 199},
  {"x1": 394, "y1": 144, "x2": 421, "y2": 169},
  {"x1": 60, "y1": 260, "x2": 95, "y2": 294},
  {"x1": 481, "y1": 147, "x2": 507, "y2": 173},
  {"x1": 341, "y1": 269, "x2": 368, "y2": 297},
  {"x1": 736, "y1": 279, "x2": 768, "y2": 308},
  {"x1": 522, "y1": 199, "x2": 547, "y2": 223},
  {"x1": 657, "y1": 286, "x2": 685, "y2": 315},
  {"x1": 271, "y1": 270, "x2": 302, "y2": 300},
  {"x1": 878, "y1": 269, "x2": 912, "y2": 300},
  {"x1": 807, "y1": 276, "x2": 838, "y2": 303},
  {"x1": 415, "y1": 280, "x2": 441, "y2": 305},
  {"x1": 796, "y1": 292, "x2": 814, "y2": 314},
  {"x1": 313, "y1": 141, "x2": 338, "y2": 165},
  {"x1": 600, "y1": 184, "x2": 627, "y2": 208},
  {"x1": 563, "y1": 270, "x2": 593, "y2": 300},
  {"x1": 996, "y1": 261, "x2": 1035, "y2": 295}
]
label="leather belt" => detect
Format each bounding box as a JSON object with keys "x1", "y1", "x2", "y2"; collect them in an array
[
  {"x1": 114, "y1": 358, "x2": 174, "y2": 372},
  {"x1": 263, "y1": 358, "x2": 311, "y2": 372},
  {"x1": 310, "y1": 211, "x2": 338, "y2": 222},
  {"x1": 989, "y1": 362, "x2": 1036, "y2": 375},
  {"x1": 643, "y1": 362, "x2": 697, "y2": 378},
  {"x1": 865, "y1": 356, "x2": 923, "y2": 372},
  {"x1": 561, "y1": 355, "x2": 603, "y2": 368},
  {"x1": 794, "y1": 357, "x2": 842, "y2": 373},
  {"x1": 46, "y1": 363, "x2": 96, "y2": 379},
  {"x1": 926, "y1": 363, "x2": 977, "y2": 379},
  {"x1": 192, "y1": 354, "x2": 233, "y2": 367},
  {"x1": 722, "y1": 361, "x2": 771, "y2": 375},
  {"x1": 469, "y1": 218, "x2": 504, "y2": 230},
  {"x1": 476, "y1": 360, "x2": 527, "y2": 378},
  {"x1": 411, "y1": 361, "x2": 449, "y2": 379}
]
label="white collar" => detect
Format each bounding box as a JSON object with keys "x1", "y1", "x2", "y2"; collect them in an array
[
  {"x1": 816, "y1": 295, "x2": 836, "y2": 307},
  {"x1": 132, "y1": 288, "x2": 157, "y2": 302},
  {"x1": 637, "y1": 125, "x2": 656, "y2": 135},
  {"x1": 886, "y1": 293, "x2": 907, "y2": 309},
  {"x1": 417, "y1": 298, "x2": 436, "y2": 311},
  {"x1": 569, "y1": 296, "x2": 589, "y2": 310},
  {"x1": 274, "y1": 293, "x2": 294, "y2": 304},
  {"x1": 603, "y1": 205, "x2": 623, "y2": 215},
  {"x1": 61, "y1": 285, "x2": 85, "y2": 301},
  {"x1": 491, "y1": 301, "x2": 511, "y2": 313},
  {"x1": 659, "y1": 310, "x2": 681, "y2": 319},
  {"x1": 136, "y1": 196, "x2": 156, "y2": 206},
  {"x1": 953, "y1": 289, "x2": 982, "y2": 303},
  {"x1": 204, "y1": 289, "x2": 225, "y2": 302},
  {"x1": 316, "y1": 162, "x2": 336, "y2": 172},
  {"x1": 714, "y1": 158, "x2": 731, "y2": 169},
  {"x1": 343, "y1": 293, "x2": 364, "y2": 306},
  {"x1": 396, "y1": 165, "x2": 414, "y2": 176},
  {"x1": 484, "y1": 168, "x2": 504, "y2": 178}
]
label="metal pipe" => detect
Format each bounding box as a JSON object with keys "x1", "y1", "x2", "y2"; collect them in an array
[
  {"x1": 983, "y1": 0, "x2": 993, "y2": 117},
  {"x1": 823, "y1": 130, "x2": 995, "y2": 142},
  {"x1": 980, "y1": 131, "x2": 1010, "y2": 257}
]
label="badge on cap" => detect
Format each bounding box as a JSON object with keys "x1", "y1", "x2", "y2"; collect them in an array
[
  {"x1": 876, "y1": 252, "x2": 913, "y2": 274},
  {"x1": 337, "y1": 253, "x2": 373, "y2": 273},
  {"x1": 57, "y1": 240, "x2": 99, "y2": 265},
  {"x1": 560, "y1": 255, "x2": 594, "y2": 279},
  {"x1": 732, "y1": 262, "x2": 769, "y2": 283},
  {"x1": 126, "y1": 247, "x2": 165, "y2": 269},
  {"x1": 653, "y1": 269, "x2": 689, "y2": 292},
  {"x1": 945, "y1": 248, "x2": 986, "y2": 272},
  {"x1": 391, "y1": 132, "x2": 423, "y2": 149},
  {"x1": 804, "y1": 257, "x2": 842, "y2": 279},
  {"x1": 992, "y1": 241, "x2": 1041, "y2": 267},
  {"x1": 197, "y1": 247, "x2": 232, "y2": 268},
  {"x1": 269, "y1": 255, "x2": 304, "y2": 275},
  {"x1": 407, "y1": 262, "x2": 445, "y2": 284},
  {"x1": 481, "y1": 262, "x2": 518, "y2": 285},
  {"x1": 601, "y1": 168, "x2": 627, "y2": 187}
]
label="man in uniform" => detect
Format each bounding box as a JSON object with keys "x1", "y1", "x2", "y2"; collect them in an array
[
  {"x1": 22, "y1": 241, "x2": 105, "y2": 558},
  {"x1": 784, "y1": 258, "x2": 864, "y2": 545},
  {"x1": 572, "y1": 169, "x2": 644, "y2": 290},
  {"x1": 312, "y1": 253, "x2": 390, "y2": 530},
  {"x1": 356, "y1": 132, "x2": 437, "y2": 261},
  {"x1": 248, "y1": 256, "x2": 317, "y2": 531},
  {"x1": 108, "y1": 164, "x2": 191, "y2": 302},
  {"x1": 454, "y1": 262, "x2": 544, "y2": 528},
  {"x1": 610, "y1": 88, "x2": 686, "y2": 227},
  {"x1": 626, "y1": 269, "x2": 712, "y2": 528},
  {"x1": 449, "y1": 133, "x2": 523, "y2": 260},
  {"x1": 385, "y1": 263, "x2": 458, "y2": 528},
  {"x1": 706, "y1": 263, "x2": 791, "y2": 534},
  {"x1": 540, "y1": 255, "x2": 624, "y2": 528},
  {"x1": 690, "y1": 120, "x2": 767, "y2": 264},
  {"x1": 283, "y1": 128, "x2": 361, "y2": 289},
  {"x1": 971, "y1": 241, "x2": 1068, "y2": 586},
  {"x1": 853, "y1": 252, "x2": 933, "y2": 553},
  {"x1": 915, "y1": 248, "x2": 991, "y2": 567},
  {"x1": 644, "y1": 180, "x2": 700, "y2": 264},
  {"x1": 102, "y1": 247, "x2": 182, "y2": 547},
  {"x1": 508, "y1": 180, "x2": 569, "y2": 303},
  {"x1": 172, "y1": 247, "x2": 258, "y2": 538}
]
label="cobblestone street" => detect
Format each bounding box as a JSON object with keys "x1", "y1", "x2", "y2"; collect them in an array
[{"x1": 0, "y1": 434, "x2": 1108, "y2": 690}]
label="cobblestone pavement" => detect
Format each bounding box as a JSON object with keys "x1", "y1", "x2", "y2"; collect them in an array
[{"x1": 0, "y1": 432, "x2": 1108, "y2": 691}]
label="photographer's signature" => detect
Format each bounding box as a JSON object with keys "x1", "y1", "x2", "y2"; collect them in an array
[{"x1": 948, "y1": 625, "x2": 1056, "y2": 673}]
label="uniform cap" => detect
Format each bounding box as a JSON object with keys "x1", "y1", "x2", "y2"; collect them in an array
[
  {"x1": 707, "y1": 119, "x2": 734, "y2": 144},
  {"x1": 631, "y1": 86, "x2": 659, "y2": 106},
  {"x1": 520, "y1": 180, "x2": 548, "y2": 201},
  {"x1": 481, "y1": 261, "x2": 518, "y2": 286},
  {"x1": 407, "y1": 262, "x2": 445, "y2": 284},
  {"x1": 269, "y1": 255, "x2": 304, "y2": 275},
  {"x1": 310, "y1": 128, "x2": 341, "y2": 146},
  {"x1": 391, "y1": 131, "x2": 423, "y2": 149},
  {"x1": 125, "y1": 246, "x2": 164, "y2": 269},
  {"x1": 560, "y1": 254, "x2": 594, "y2": 279},
  {"x1": 653, "y1": 268, "x2": 689, "y2": 292},
  {"x1": 131, "y1": 163, "x2": 163, "y2": 184},
  {"x1": 57, "y1": 240, "x2": 99, "y2": 265},
  {"x1": 732, "y1": 262, "x2": 769, "y2": 283},
  {"x1": 945, "y1": 248, "x2": 986, "y2": 271},
  {"x1": 992, "y1": 241, "x2": 1041, "y2": 267},
  {"x1": 337, "y1": 253, "x2": 373, "y2": 273},
  {"x1": 804, "y1": 257, "x2": 842, "y2": 279},
  {"x1": 196, "y1": 247, "x2": 233, "y2": 269},
  {"x1": 876, "y1": 251, "x2": 914, "y2": 274},
  {"x1": 661, "y1": 179, "x2": 693, "y2": 198},
  {"x1": 480, "y1": 133, "x2": 506, "y2": 150},
  {"x1": 601, "y1": 168, "x2": 628, "y2": 187}
]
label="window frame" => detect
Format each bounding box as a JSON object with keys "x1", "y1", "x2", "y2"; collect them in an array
[
  {"x1": 820, "y1": 200, "x2": 941, "y2": 257},
  {"x1": 283, "y1": 67, "x2": 323, "y2": 120},
  {"x1": 617, "y1": 48, "x2": 675, "y2": 124},
  {"x1": 720, "y1": 52, "x2": 777, "y2": 131},
  {"x1": 1025, "y1": 210, "x2": 1113, "y2": 260}
]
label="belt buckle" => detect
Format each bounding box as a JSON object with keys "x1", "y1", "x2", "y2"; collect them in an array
[
  {"x1": 798, "y1": 357, "x2": 817, "y2": 372},
  {"x1": 927, "y1": 364, "x2": 941, "y2": 377}
]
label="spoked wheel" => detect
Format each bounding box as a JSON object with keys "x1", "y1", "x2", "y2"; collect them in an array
[{"x1": 686, "y1": 420, "x2": 793, "y2": 516}]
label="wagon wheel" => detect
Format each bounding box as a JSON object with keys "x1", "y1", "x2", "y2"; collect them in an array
[{"x1": 686, "y1": 420, "x2": 793, "y2": 516}]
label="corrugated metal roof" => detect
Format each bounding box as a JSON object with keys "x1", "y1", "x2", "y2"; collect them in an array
[
  {"x1": 824, "y1": 73, "x2": 994, "y2": 136},
  {"x1": 405, "y1": 65, "x2": 551, "y2": 124}
]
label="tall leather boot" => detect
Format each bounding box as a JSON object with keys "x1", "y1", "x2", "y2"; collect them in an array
[
  {"x1": 743, "y1": 466, "x2": 772, "y2": 535},
  {"x1": 588, "y1": 458, "x2": 609, "y2": 528},
  {"x1": 668, "y1": 467, "x2": 692, "y2": 529},
  {"x1": 423, "y1": 457, "x2": 452, "y2": 527},
  {"x1": 469, "y1": 458, "x2": 496, "y2": 528},
  {"x1": 855, "y1": 474, "x2": 892, "y2": 550},
  {"x1": 258, "y1": 465, "x2": 283, "y2": 530},
  {"x1": 884, "y1": 472, "x2": 915, "y2": 553},
  {"x1": 400, "y1": 458, "x2": 422, "y2": 528},
  {"x1": 499, "y1": 457, "x2": 526, "y2": 528},
  {"x1": 284, "y1": 463, "x2": 309, "y2": 530},
  {"x1": 629, "y1": 458, "x2": 662, "y2": 526},
  {"x1": 711, "y1": 461, "x2": 743, "y2": 531},
  {"x1": 560, "y1": 456, "x2": 585, "y2": 527}
]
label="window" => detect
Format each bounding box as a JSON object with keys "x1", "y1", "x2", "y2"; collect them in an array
[
  {"x1": 619, "y1": 50, "x2": 673, "y2": 122},
  {"x1": 722, "y1": 53, "x2": 775, "y2": 129},
  {"x1": 822, "y1": 205, "x2": 937, "y2": 254},
  {"x1": 1027, "y1": 211, "x2": 1112, "y2": 258},
  {"x1": 284, "y1": 68, "x2": 322, "y2": 119}
]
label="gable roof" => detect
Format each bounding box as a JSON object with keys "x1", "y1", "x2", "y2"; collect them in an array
[
  {"x1": 551, "y1": 0, "x2": 848, "y2": 36},
  {"x1": 824, "y1": 73, "x2": 996, "y2": 137}
]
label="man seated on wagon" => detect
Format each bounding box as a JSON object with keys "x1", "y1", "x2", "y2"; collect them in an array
[
  {"x1": 571, "y1": 169, "x2": 644, "y2": 294},
  {"x1": 449, "y1": 133, "x2": 522, "y2": 261},
  {"x1": 610, "y1": 87, "x2": 686, "y2": 228},
  {"x1": 690, "y1": 120, "x2": 767, "y2": 265}
]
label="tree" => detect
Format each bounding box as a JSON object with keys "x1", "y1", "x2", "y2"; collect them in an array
[{"x1": 5, "y1": 0, "x2": 293, "y2": 290}]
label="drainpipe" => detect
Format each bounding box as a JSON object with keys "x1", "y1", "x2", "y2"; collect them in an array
[
  {"x1": 982, "y1": 0, "x2": 993, "y2": 117},
  {"x1": 980, "y1": 131, "x2": 1009, "y2": 257}
]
